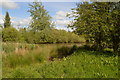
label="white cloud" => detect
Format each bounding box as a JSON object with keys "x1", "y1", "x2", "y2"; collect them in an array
[
  {"x1": 0, "y1": 14, "x2": 31, "y2": 28},
  {"x1": 55, "y1": 20, "x2": 70, "y2": 26},
  {"x1": 11, "y1": 17, "x2": 32, "y2": 28},
  {"x1": 53, "y1": 11, "x2": 71, "y2": 26},
  {"x1": 0, "y1": 15, "x2": 4, "y2": 24},
  {"x1": 0, "y1": 19, "x2": 4, "y2": 25},
  {"x1": 0, "y1": 0, "x2": 19, "y2": 9},
  {"x1": 53, "y1": 11, "x2": 69, "y2": 20},
  {"x1": 55, "y1": 25, "x2": 73, "y2": 32},
  {"x1": 52, "y1": 10, "x2": 73, "y2": 31}
]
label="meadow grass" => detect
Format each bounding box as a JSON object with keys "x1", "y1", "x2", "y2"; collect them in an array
[
  {"x1": 2, "y1": 42, "x2": 39, "y2": 53},
  {"x1": 2, "y1": 46, "x2": 118, "y2": 78},
  {"x1": 2, "y1": 43, "x2": 83, "y2": 68}
]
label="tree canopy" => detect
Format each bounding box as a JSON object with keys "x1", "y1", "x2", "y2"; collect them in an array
[
  {"x1": 28, "y1": 2, "x2": 52, "y2": 32},
  {"x1": 68, "y1": 2, "x2": 120, "y2": 52},
  {"x1": 4, "y1": 11, "x2": 11, "y2": 28},
  {"x1": 2, "y1": 27, "x2": 20, "y2": 42}
]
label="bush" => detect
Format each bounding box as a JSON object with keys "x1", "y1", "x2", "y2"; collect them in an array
[
  {"x1": 2, "y1": 27, "x2": 20, "y2": 42},
  {"x1": 2, "y1": 28, "x2": 85, "y2": 44},
  {"x1": 70, "y1": 45, "x2": 78, "y2": 54},
  {"x1": 34, "y1": 29, "x2": 85, "y2": 43}
]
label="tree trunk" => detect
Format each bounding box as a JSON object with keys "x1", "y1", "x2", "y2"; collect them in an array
[
  {"x1": 112, "y1": 35, "x2": 119, "y2": 53},
  {"x1": 97, "y1": 25, "x2": 103, "y2": 51}
]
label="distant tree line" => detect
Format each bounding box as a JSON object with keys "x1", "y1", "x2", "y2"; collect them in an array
[
  {"x1": 2, "y1": 2, "x2": 84, "y2": 44},
  {"x1": 68, "y1": 2, "x2": 120, "y2": 52}
]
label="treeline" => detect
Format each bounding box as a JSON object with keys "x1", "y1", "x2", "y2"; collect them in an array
[
  {"x1": 2, "y1": 27, "x2": 84, "y2": 43},
  {"x1": 68, "y1": 2, "x2": 120, "y2": 52},
  {"x1": 1, "y1": 2, "x2": 84, "y2": 44}
]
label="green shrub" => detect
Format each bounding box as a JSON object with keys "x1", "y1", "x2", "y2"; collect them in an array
[
  {"x1": 2, "y1": 27, "x2": 85, "y2": 44},
  {"x1": 34, "y1": 29, "x2": 85, "y2": 43},
  {"x1": 69, "y1": 45, "x2": 78, "y2": 54},
  {"x1": 2, "y1": 27, "x2": 20, "y2": 42}
]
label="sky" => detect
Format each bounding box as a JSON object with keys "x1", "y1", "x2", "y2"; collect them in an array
[{"x1": 0, "y1": 1, "x2": 78, "y2": 31}]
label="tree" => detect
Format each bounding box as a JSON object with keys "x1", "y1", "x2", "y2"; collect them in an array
[
  {"x1": 19, "y1": 28, "x2": 27, "y2": 42},
  {"x1": 2, "y1": 27, "x2": 20, "y2": 42},
  {"x1": 4, "y1": 11, "x2": 11, "y2": 28},
  {"x1": 107, "y1": 2, "x2": 120, "y2": 52},
  {"x1": 28, "y1": 2, "x2": 52, "y2": 32},
  {"x1": 68, "y1": 2, "x2": 120, "y2": 52},
  {"x1": 68, "y1": 2, "x2": 106, "y2": 50},
  {"x1": 0, "y1": 24, "x2": 2, "y2": 41}
]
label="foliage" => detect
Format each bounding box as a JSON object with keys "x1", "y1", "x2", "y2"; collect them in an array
[
  {"x1": 2, "y1": 43, "x2": 82, "y2": 67},
  {"x1": 107, "y1": 2, "x2": 120, "y2": 52},
  {"x1": 68, "y1": 2, "x2": 120, "y2": 52},
  {"x1": 2, "y1": 27, "x2": 20, "y2": 42},
  {"x1": 2, "y1": 27, "x2": 85, "y2": 44},
  {"x1": 35, "y1": 29, "x2": 85, "y2": 43},
  {"x1": 4, "y1": 12, "x2": 11, "y2": 28},
  {"x1": 3, "y1": 47, "x2": 118, "y2": 78},
  {"x1": 1, "y1": 2, "x2": 119, "y2": 79},
  {"x1": 18, "y1": 28, "x2": 85, "y2": 44},
  {"x1": 28, "y1": 2, "x2": 52, "y2": 32},
  {"x1": 18, "y1": 28, "x2": 27, "y2": 42},
  {"x1": 2, "y1": 2, "x2": 85, "y2": 44}
]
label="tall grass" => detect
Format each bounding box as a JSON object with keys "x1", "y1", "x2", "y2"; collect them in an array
[
  {"x1": 2, "y1": 43, "x2": 117, "y2": 78},
  {"x1": 2, "y1": 42, "x2": 39, "y2": 53},
  {"x1": 3, "y1": 51, "x2": 41, "y2": 68},
  {"x1": 2, "y1": 43, "x2": 83, "y2": 68},
  {"x1": 3, "y1": 48, "x2": 118, "y2": 78}
]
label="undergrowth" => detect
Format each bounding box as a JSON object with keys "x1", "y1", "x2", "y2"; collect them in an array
[{"x1": 3, "y1": 47, "x2": 118, "y2": 78}]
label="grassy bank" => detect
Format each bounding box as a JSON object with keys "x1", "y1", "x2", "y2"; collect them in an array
[
  {"x1": 2, "y1": 46, "x2": 118, "y2": 78},
  {"x1": 2, "y1": 43, "x2": 84, "y2": 68}
]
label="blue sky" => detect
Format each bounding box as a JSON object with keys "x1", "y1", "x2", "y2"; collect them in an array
[
  {"x1": 1, "y1": 2, "x2": 77, "y2": 31},
  {"x1": 2, "y1": 2, "x2": 76, "y2": 17}
]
